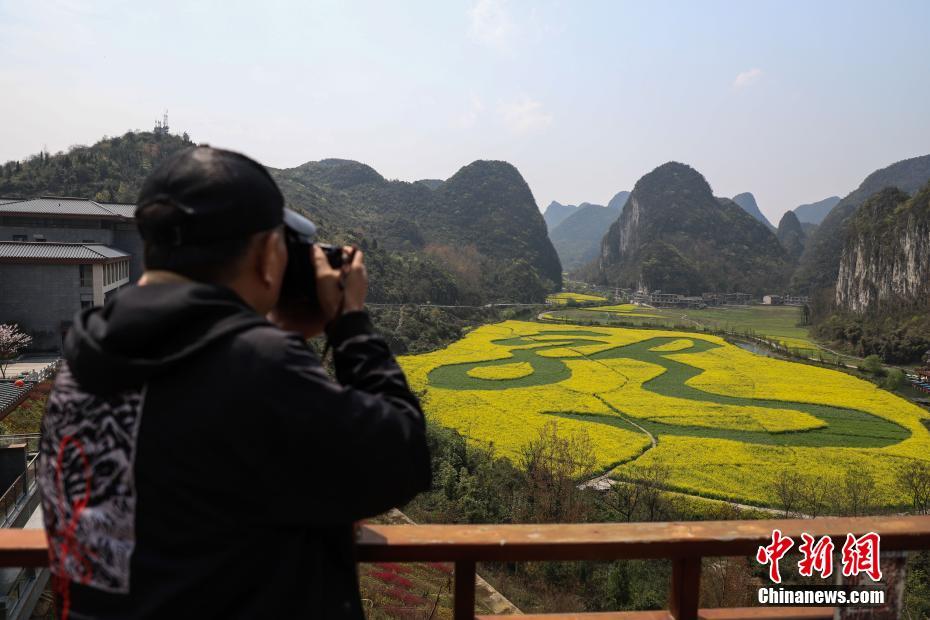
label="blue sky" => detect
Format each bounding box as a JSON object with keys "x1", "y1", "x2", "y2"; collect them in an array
[{"x1": 1, "y1": 0, "x2": 929, "y2": 222}]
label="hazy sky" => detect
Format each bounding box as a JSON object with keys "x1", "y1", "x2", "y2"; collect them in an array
[{"x1": 2, "y1": 0, "x2": 929, "y2": 222}]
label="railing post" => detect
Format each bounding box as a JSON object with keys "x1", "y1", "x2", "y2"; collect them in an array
[
  {"x1": 453, "y1": 559, "x2": 476, "y2": 620},
  {"x1": 669, "y1": 557, "x2": 701, "y2": 620}
]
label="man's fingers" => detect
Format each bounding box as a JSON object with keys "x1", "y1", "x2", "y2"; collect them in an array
[
  {"x1": 312, "y1": 245, "x2": 338, "y2": 276},
  {"x1": 340, "y1": 246, "x2": 354, "y2": 274},
  {"x1": 340, "y1": 247, "x2": 364, "y2": 276},
  {"x1": 350, "y1": 248, "x2": 364, "y2": 269}
]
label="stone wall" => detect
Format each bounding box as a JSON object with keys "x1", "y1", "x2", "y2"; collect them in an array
[{"x1": 0, "y1": 264, "x2": 89, "y2": 351}]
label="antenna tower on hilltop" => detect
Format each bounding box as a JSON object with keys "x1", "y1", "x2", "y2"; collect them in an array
[{"x1": 154, "y1": 110, "x2": 170, "y2": 135}]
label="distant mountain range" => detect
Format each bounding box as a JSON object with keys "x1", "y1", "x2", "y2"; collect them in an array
[
  {"x1": 587, "y1": 163, "x2": 790, "y2": 294},
  {"x1": 549, "y1": 191, "x2": 629, "y2": 270},
  {"x1": 730, "y1": 193, "x2": 839, "y2": 229},
  {"x1": 728, "y1": 191, "x2": 838, "y2": 245},
  {"x1": 6, "y1": 129, "x2": 928, "y2": 361},
  {"x1": 543, "y1": 191, "x2": 631, "y2": 271},
  {"x1": 0, "y1": 131, "x2": 562, "y2": 305},
  {"x1": 607, "y1": 190, "x2": 631, "y2": 211},
  {"x1": 543, "y1": 201, "x2": 579, "y2": 230},
  {"x1": 793, "y1": 196, "x2": 840, "y2": 224},
  {"x1": 731, "y1": 192, "x2": 775, "y2": 231}
]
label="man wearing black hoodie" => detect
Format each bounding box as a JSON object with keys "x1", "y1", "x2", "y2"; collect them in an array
[{"x1": 37, "y1": 146, "x2": 431, "y2": 619}]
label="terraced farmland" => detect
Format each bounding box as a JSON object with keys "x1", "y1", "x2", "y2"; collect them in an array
[{"x1": 399, "y1": 321, "x2": 930, "y2": 508}]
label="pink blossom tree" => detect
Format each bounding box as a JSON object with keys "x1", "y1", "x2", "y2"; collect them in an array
[{"x1": 0, "y1": 324, "x2": 32, "y2": 379}]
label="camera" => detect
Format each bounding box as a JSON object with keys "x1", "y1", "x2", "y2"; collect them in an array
[{"x1": 279, "y1": 209, "x2": 343, "y2": 315}]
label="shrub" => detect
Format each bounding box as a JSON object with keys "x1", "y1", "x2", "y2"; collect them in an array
[
  {"x1": 860, "y1": 354, "x2": 885, "y2": 376},
  {"x1": 884, "y1": 368, "x2": 905, "y2": 390}
]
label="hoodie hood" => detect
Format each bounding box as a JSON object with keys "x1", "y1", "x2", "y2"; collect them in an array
[{"x1": 65, "y1": 282, "x2": 269, "y2": 394}]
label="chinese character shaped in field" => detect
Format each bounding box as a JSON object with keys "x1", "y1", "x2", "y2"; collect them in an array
[
  {"x1": 797, "y1": 533, "x2": 834, "y2": 578},
  {"x1": 756, "y1": 529, "x2": 794, "y2": 583},
  {"x1": 841, "y1": 532, "x2": 882, "y2": 581}
]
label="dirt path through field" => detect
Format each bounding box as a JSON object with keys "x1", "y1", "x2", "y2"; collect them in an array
[{"x1": 592, "y1": 394, "x2": 656, "y2": 449}]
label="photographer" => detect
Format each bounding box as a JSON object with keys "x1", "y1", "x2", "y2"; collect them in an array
[{"x1": 37, "y1": 146, "x2": 431, "y2": 619}]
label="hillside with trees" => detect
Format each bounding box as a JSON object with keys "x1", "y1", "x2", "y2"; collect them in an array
[
  {"x1": 0, "y1": 131, "x2": 561, "y2": 307},
  {"x1": 792, "y1": 154, "x2": 930, "y2": 296},
  {"x1": 587, "y1": 163, "x2": 791, "y2": 294},
  {"x1": 776, "y1": 210, "x2": 807, "y2": 262},
  {"x1": 817, "y1": 183, "x2": 930, "y2": 361},
  {"x1": 274, "y1": 158, "x2": 562, "y2": 303},
  {"x1": 0, "y1": 131, "x2": 195, "y2": 202}
]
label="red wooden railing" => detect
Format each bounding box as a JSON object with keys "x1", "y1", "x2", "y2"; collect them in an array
[{"x1": 1, "y1": 515, "x2": 929, "y2": 619}]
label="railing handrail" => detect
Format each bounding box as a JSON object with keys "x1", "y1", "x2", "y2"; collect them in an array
[
  {"x1": 0, "y1": 433, "x2": 41, "y2": 442},
  {"x1": 353, "y1": 515, "x2": 930, "y2": 561},
  {"x1": 0, "y1": 529, "x2": 46, "y2": 566},
  {"x1": 1, "y1": 514, "x2": 929, "y2": 562},
  {"x1": 2, "y1": 515, "x2": 929, "y2": 619},
  {"x1": 0, "y1": 454, "x2": 39, "y2": 525},
  {"x1": 0, "y1": 433, "x2": 42, "y2": 456}
]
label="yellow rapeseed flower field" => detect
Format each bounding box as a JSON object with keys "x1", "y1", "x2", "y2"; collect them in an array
[
  {"x1": 585, "y1": 303, "x2": 664, "y2": 317},
  {"x1": 546, "y1": 292, "x2": 608, "y2": 305},
  {"x1": 398, "y1": 321, "x2": 930, "y2": 507}
]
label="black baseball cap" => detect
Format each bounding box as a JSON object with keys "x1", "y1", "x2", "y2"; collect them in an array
[{"x1": 136, "y1": 146, "x2": 286, "y2": 245}]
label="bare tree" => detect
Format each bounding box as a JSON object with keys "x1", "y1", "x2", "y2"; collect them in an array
[
  {"x1": 896, "y1": 461, "x2": 930, "y2": 515},
  {"x1": 841, "y1": 469, "x2": 877, "y2": 516},
  {"x1": 798, "y1": 475, "x2": 833, "y2": 517},
  {"x1": 605, "y1": 464, "x2": 671, "y2": 522},
  {"x1": 772, "y1": 469, "x2": 803, "y2": 517},
  {"x1": 519, "y1": 421, "x2": 596, "y2": 523},
  {"x1": 0, "y1": 324, "x2": 32, "y2": 379},
  {"x1": 604, "y1": 480, "x2": 643, "y2": 523},
  {"x1": 638, "y1": 463, "x2": 672, "y2": 522}
]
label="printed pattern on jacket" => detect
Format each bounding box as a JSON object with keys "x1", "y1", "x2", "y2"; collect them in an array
[{"x1": 38, "y1": 363, "x2": 144, "y2": 593}]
